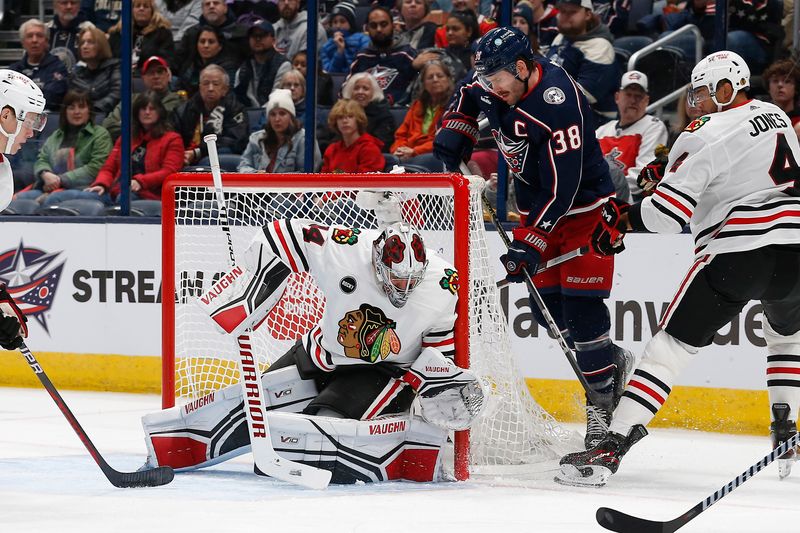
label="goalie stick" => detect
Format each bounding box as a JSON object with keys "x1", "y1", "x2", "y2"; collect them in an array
[
  {"x1": 596, "y1": 432, "x2": 800, "y2": 532},
  {"x1": 203, "y1": 134, "x2": 332, "y2": 490},
  {"x1": 481, "y1": 192, "x2": 606, "y2": 408},
  {"x1": 18, "y1": 342, "x2": 174, "y2": 488}
]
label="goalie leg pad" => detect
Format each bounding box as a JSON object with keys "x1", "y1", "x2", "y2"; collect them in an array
[
  {"x1": 196, "y1": 236, "x2": 291, "y2": 336},
  {"x1": 260, "y1": 412, "x2": 448, "y2": 483},
  {"x1": 143, "y1": 365, "x2": 318, "y2": 470}
]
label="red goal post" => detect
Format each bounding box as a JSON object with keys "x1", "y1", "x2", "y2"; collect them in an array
[{"x1": 161, "y1": 172, "x2": 573, "y2": 481}]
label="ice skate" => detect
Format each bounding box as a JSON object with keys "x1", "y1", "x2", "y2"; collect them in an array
[
  {"x1": 770, "y1": 403, "x2": 798, "y2": 479},
  {"x1": 555, "y1": 425, "x2": 647, "y2": 487},
  {"x1": 584, "y1": 346, "x2": 634, "y2": 449}
]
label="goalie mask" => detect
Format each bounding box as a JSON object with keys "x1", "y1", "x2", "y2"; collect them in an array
[
  {"x1": 372, "y1": 222, "x2": 428, "y2": 308},
  {"x1": 0, "y1": 69, "x2": 46, "y2": 154},
  {"x1": 687, "y1": 51, "x2": 750, "y2": 112}
]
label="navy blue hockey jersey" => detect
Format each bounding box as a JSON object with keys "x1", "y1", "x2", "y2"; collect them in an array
[{"x1": 436, "y1": 60, "x2": 614, "y2": 233}]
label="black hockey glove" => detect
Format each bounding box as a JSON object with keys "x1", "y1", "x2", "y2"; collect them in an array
[
  {"x1": 0, "y1": 285, "x2": 27, "y2": 350},
  {"x1": 591, "y1": 198, "x2": 630, "y2": 256},
  {"x1": 637, "y1": 144, "x2": 669, "y2": 195},
  {"x1": 500, "y1": 227, "x2": 548, "y2": 283}
]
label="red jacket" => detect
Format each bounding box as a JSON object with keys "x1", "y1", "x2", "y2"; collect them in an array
[
  {"x1": 390, "y1": 100, "x2": 445, "y2": 156},
  {"x1": 322, "y1": 133, "x2": 385, "y2": 174},
  {"x1": 92, "y1": 130, "x2": 184, "y2": 200}
]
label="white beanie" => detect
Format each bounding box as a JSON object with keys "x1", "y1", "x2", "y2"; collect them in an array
[{"x1": 265, "y1": 88, "x2": 296, "y2": 117}]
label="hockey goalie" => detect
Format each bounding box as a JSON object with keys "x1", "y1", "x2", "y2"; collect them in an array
[{"x1": 142, "y1": 215, "x2": 486, "y2": 484}]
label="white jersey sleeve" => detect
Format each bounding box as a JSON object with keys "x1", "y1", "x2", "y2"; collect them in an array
[{"x1": 0, "y1": 156, "x2": 13, "y2": 212}]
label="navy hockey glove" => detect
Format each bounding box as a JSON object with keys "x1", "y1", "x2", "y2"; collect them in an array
[
  {"x1": 0, "y1": 285, "x2": 27, "y2": 350},
  {"x1": 591, "y1": 198, "x2": 630, "y2": 256},
  {"x1": 500, "y1": 227, "x2": 548, "y2": 283},
  {"x1": 636, "y1": 144, "x2": 669, "y2": 195}
]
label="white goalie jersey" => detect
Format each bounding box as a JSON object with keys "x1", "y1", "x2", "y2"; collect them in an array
[
  {"x1": 637, "y1": 99, "x2": 800, "y2": 257},
  {"x1": 259, "y1": 219, "x2": 459, "y2": 372}
]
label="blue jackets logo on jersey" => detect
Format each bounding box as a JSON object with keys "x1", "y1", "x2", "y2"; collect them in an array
[
  {"x1": 491, "y1": 128, "x2": 529, "y2": 175},
  {"x1": 543, "y1": 87, "x2": 566, "y2": 105}
]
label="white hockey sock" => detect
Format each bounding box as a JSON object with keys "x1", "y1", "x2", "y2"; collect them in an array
[{"x1": 764, "y1": 319, "x2": 800, "y2": 420}]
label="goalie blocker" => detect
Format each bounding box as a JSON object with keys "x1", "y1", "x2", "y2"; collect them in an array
[{"x1": 142, "y1": 346, "x2": 484, "y2": 483}]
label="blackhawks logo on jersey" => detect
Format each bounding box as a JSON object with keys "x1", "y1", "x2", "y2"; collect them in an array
[
  {"x1": 332, "y1": 227, "x2": 360, "y2": 245},
  {"x1": 685, "y1": 116, "x2": 709, "y2": 132},
  {"x1": 337, "y1": 303, "x2": 401, "y2": 363},
  {"x1": 439, "y1": 268, "x2": 459, "y2": 295}
]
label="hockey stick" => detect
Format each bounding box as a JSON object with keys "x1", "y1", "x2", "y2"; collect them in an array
[
  {"x1": 203, "y1": 134, "x2": 332, "y2": 490},
  {"x1": 481, "y1": 193, "x2": 606, "y2": 407},
  {"x1": 596, "y1": 432, "x2": 800, "y2": 532},
  {"x1": 495, "y1": 246, "x2": 589, "y2": 289},
  {"x1": 18, "y1": 342, "x2": 174, "y2": 488}
]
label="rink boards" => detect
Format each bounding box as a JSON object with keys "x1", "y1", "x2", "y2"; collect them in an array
[{"x1": 0, "y1": 220, "x2": 773, "y2": 434}]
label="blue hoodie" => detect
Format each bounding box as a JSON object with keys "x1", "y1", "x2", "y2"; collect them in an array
[{"x1": 321, "y1": 30, "x2": 371, "y2": 74}]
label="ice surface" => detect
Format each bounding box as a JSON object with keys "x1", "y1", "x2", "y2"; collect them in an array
[{"x1": 1, "y1": 387, "x2": 798, "y2": 533}]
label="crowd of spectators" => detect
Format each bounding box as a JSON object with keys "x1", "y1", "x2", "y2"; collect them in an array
[{"x1": 3, "y1": 0, "x2": 799, "y2": 216}]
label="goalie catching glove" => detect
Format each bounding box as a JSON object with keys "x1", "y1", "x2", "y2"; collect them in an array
[
  {"x1": 0, "y1": 285, "x2": 27, "y2": 350},
  {"x1": 591, "y1": 198, "x2": 630, "y2": 256},
  {"x1": 196, "y1": 240, "x2": 291, "y2": 336},
  {"x1": 401, "y1": 347, "x2": 486, "y2": 430}
]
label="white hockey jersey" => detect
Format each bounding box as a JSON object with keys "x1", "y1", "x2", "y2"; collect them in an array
[
  {"x1": 596, "y1": 114, "x2": 668, "y2": 201},
  {"x1": 259, "y1": 219, "x2": 459, "y2": 372},
  {"x1": 637, "y1": 99, "x2": 800, "y2": 258},
  {"x1": 0, "y1": 155, "x2": 13, "y2": 212}
]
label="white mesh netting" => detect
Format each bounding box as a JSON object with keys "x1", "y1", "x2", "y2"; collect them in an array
[{"x1": 166, "y1": 175, "x2": 577, "y2": 475}]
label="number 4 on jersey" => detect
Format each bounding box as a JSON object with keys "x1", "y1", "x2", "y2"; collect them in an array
[{"x1": 769, "y1": 133, "x2": 800, "y2": 186}]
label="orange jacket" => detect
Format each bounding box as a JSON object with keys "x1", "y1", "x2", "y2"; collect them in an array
[{"x1": 390, "y1": 100, "x2": 445, "y2": 156}]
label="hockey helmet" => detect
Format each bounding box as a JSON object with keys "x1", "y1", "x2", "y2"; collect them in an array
[
  {"x1": 0, "y1": 69, "x2": 46, "y2": 154},
  {"x1": 474, "y1": 27, "x2": 535, "y2": 92},
  {"x1": 688, "y1": 51, "x2": 750, "y2": 111},
  {"x1": 372, "y1": 221, "x2": 428, "y2": 308}
]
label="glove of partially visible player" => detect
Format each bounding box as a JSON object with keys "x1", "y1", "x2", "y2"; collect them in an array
[
  {"x1": 591, "y1": 198, "x2": 630, "y2": 256},
  {"x1": 0, "y1": 284, "x2": 28, "y2": 350},
  {"x1": 500, "y1": 226, "x2": 548, "y2": 283},
  {"x1": 636, "y1": 144, "x2": 669, "y2": 195}
]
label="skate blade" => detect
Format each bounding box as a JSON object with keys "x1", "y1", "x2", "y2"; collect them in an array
[
  {"x1": 553, "y1": 464, "x2": 611, "y2": 487},
  {"x1": 778, "y1": 458, "x2": 794, "y2": 480}
]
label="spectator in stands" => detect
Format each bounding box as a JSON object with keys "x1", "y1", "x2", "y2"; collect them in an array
[
  {"x1": 591, "y1": 0, "x2": 629, "y2": 38},
  {"x1": 69, "y1": 26, "x2": 121, "y2": 114},
  {"x1": 46, "y1": 91, "x2": 183, "y2": 206},
  {"x1": 322, "y1": 99, "x2": 385, "y2": 173},
  {"x1": 321, "y1": 2, "x2": 371, "y2": 74},
  {"x1": 229, "y1": 0, "x2": 279, "y2": 22},
  {"x1": 9, "y1": 19, "x2": 69, "y2": 111},
  {"x1": 727, "y1": 0, "x2": 784, "y2": 75},
  {"x1": 17, "y1": 90, "x2": 113, "y2": 205},
  {"x1": 172, "y1": 64, "x2": 249, "y2": 165},
  {"x1": 546, "y1": 0, "x2": 618, "y2": 124},
  {"x1": 273, "y1": 0, "x2": 327, "y2": 61},
  {"x1": 595, "y1": 71, "x2": 668, "y2": 202},
  {"x1": 390, "y1": 60, "x2": 453, "y2": 168},
  {"x1": 103, "y1": 56, "x2": 184, "y2": 140},
  {"x1": 81, "y1": 0, "x2": 121, "y2": 32},
  {"x1": 434, "y1": 0, "x2": 498, "y2": 47},
  {"x1": 290, "y1": 50, "x2": 335, "y2": 106},
  {"x1": 395, "y1": 0, "x2": 438, "y2": 50},
  {"x1": 176, "y1": 26, "x2": 239, "y2": 96},
  {"x1": 48, "y1": 0, "x2": 90, "y2": 72},
  {"x1": 277, "y1": 69, "x2": 307, "y2": 121},
  {"x1": 512, "y1": 1, "x2": 559, "y2": 53},
  {"x1": 413, "y1": 9, "x2": 478, "y2": 81},
  {"x1": 238, "y1": 88, "x2": 321, "y2": 172},
  {"x1": 175, "y1": 0, "x2": 247, "y2": 71},
  {"x1": 349, "y1": 6, "x2": 418, "y2": 105},
  {"x1": 155, "y1": 0, "x2": 203, "y2": 42},
  {"x1": 341, "y1": 72, "x2": 396, "y2": 151},
  {"x1": 649, "y1": 0, "x2": 715, "y2": 61},
  {"x1": 108, "y1": 0, "x2": 175, "y2": 72},
  {"x1": 234, "y1": 20, "x2": 291, "y2": 108},
  {"x1": 764, "y1": 59, "x2": 800, "y2": 125}
]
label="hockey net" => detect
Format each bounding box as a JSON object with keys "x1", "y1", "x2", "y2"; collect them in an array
[{"x1": 162, "y1": 172, "x2": 577, "y2": 480}]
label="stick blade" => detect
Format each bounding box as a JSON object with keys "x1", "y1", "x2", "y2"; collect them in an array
[
  {"x1": 596, "y1": 507, "x2": 673, "y2": 533},
  {"x1": 256, "y1": 456, "x2": 332, "y2": 490},
  {"x1": 109, "y1": 466, "x2": 175, "y2": 488}
]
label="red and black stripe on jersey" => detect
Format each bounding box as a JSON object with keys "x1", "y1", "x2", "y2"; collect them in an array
[
  {"x1": 421, "y1": 328, "x2": 455, "y2": 359},
  {"x1": 650, "y1": 182, "x2": 696, "y2": 228},
  {"x1": 262, "y1": 219, "x2": 310, "y2": 273}
]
